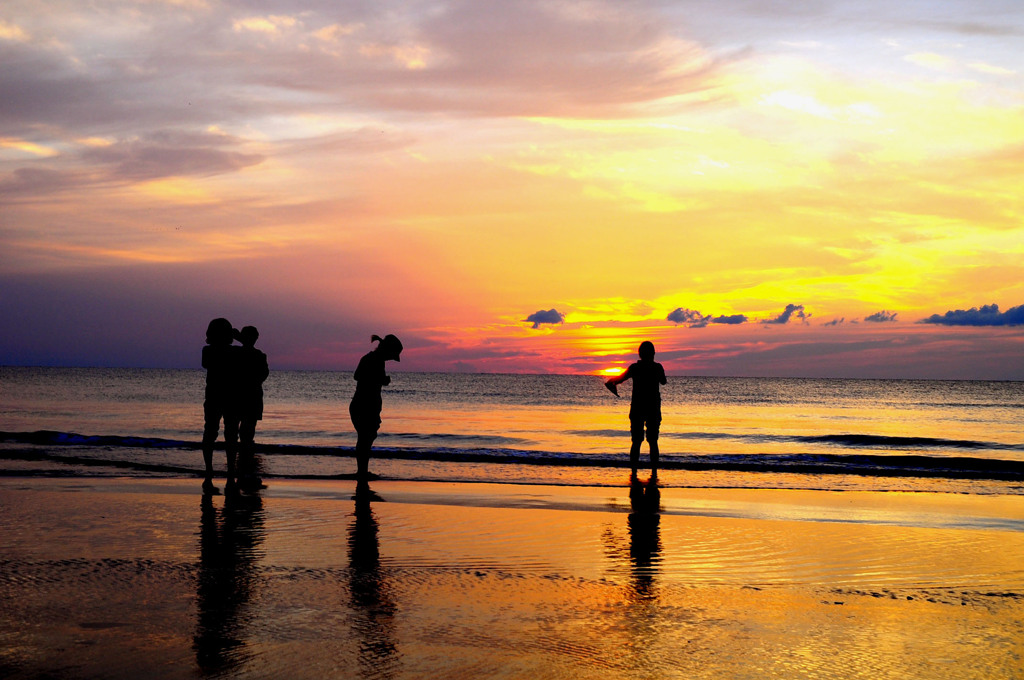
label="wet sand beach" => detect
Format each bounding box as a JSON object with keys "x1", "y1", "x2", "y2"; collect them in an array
[{"x1": 1, "y1": 477, "x2": 1023, "y2": 679}]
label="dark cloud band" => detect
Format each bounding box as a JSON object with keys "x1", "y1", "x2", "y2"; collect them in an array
[
  {"x1": 921, "y1": 304, "x2": 1024, "y2": 327},
  {"x1": 667, "y1": 308, "x2": 748, "y2": 328}
]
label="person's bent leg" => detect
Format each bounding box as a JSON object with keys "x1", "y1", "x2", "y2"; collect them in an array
[
  {"x1": 351, "y1": 405, "x2": 381, "y2": 479},
  {"x1": 224, "y1": 414, "x2": 240, "y2": 483},
  {"x1": 355, "y1": 431, "x2": 376, "y2": 478},
  {"x1": 201, "y1": 442, "x2": 214, "y2": 477},
  {"x1": 238, "y1": 418, "x2": 256, "y2": 473},
  {"x1": 237, "y1": 418, "x2": 266, "y2": 489},
  {"x1": 629, "y1": 418, "x2": 644, "y2": 473},
  {"x1": 201, "y1": 402, "x2": 221, "y2": 488},
  {"x1": 646, "y1": 417, "x2": 661, "y2": 476}
]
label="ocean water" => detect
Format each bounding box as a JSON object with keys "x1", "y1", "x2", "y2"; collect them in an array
[{"x1": 1, "y1": 367, "x2": 1022, "y2": 494}]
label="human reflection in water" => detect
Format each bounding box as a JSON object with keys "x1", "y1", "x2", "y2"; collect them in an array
[
  {"x1": 348, "y1": 480, "x2": 400, "y2": 678},
  {"x1": 608, "y1": 475, "x2": 664, "y2": 670},
  {"x1": 627, "y1": 476, "x2": 662, "y2": 601},
  {"x1": 194, "y1": 491, "x2": 265, "y2": 675},
  {"x1": 601, "y1": 476, "x2": 664, "y2": 669}
]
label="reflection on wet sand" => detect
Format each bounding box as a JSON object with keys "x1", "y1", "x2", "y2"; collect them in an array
[
  {"x1": 625, "y1": 477, "x2": 663, "y2": 670},
  {"x1": 601, "y1": 476, "x2": 665, "y2": 671},
  {"x1": 627, "y1": 476, "x2": 662, "y2": 601},
  {"x1": 2, "y1": 478, "x2": 1023, "y2": 678},
  {"x1": 194, "y1": 491, "x2": 266, "y2": 675},
  {"x1": 348, "y1": 480, "x2": 400, "y2": 678}
]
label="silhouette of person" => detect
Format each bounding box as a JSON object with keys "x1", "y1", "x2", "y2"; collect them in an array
[
  {"x1": 349, "y1": 334, "x2": 403, "y2": 479},
  {"x1": 348, "y1": 480, "x2": 399, "y2": 676},
  {"x1": 193, "y1": 491, "x2": 265, "y2": 674},
  {"x1": 606, "y1": 341, "x2": 667, "y2": 476},
  {"x1": 624, "y1": 476, "x2": 662, "y2": 663},
  {"x1": 234, "y1": 325, "x2": 269, "y2": 491},
  {"x1": 600, "y1": 476, "x2": 663, "y2": 665},
  {"x1": 202, "y1": 318, "x2": 240, "y2": 493},
  {"x1": 628, "y1": 476, "x2": 662, "y2": 599}
]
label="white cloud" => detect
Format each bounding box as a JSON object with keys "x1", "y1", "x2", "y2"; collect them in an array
[
  {"x1": 0, "y1": 19, "x2": 30, "y2": 42},
  {"x1": 359, "y1": 42, "x2": 430, "y2": 70},
  {"x1": 905, "y1": 52, "x2": 955, "y2": 71},
  {"x1": 0, "y1": 137, "x2": 59, "y2": 158},
  {"x1": 780, "y1": 40, "x2": 823, "y2": 49},
  {"x1": 233, "y1": 15, "x2": 300, "y2": 35},
  {"x1": 759, "y1": 91, "x2": 881, "y2": 124},
  {"x1": 968, "y1": 61, "x2": 1015, "y2": 76},
  {"x1": 313, "y1": 23, "x2": 363, "y2": 42}
]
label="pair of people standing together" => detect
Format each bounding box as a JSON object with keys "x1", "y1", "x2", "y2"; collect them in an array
[{"x1": 201, "y1": 318, "x2": 269, "y2": 493}]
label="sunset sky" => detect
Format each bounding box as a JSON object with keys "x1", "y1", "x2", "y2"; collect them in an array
[{"x1": 2, "y1": 0, "x2": 1023, "y2": 378}]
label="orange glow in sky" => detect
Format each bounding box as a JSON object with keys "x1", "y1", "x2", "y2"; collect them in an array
[{"x1": 1, "y1": 1, "x2": 1023, "y2": 377}]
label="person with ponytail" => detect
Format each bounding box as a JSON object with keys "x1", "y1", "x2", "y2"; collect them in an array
[{"x1": 349, "y1": 334, "x2": 403, "y2": 479}]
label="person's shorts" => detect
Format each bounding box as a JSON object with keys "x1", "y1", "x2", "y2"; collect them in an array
[
  {"x1": 349, "y1": 400, "x2": 382, "y2": 435},
  {"x1": 629, "y1": 405, "x2": 661, "y2": 442},
  {"x1": 203, "y1": 399, "x2": 238, "y2": 441}
]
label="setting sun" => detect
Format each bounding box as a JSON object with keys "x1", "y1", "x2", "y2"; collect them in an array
[{"x1": 0, "y1": 0, "x2": 1022, "y2": 380}]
